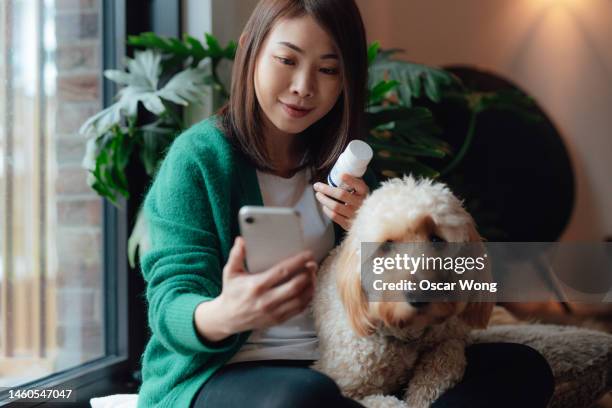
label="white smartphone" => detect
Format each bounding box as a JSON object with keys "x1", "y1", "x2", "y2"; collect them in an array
[{"x1": 238, "y1": 206, "x2": 305, "y2": 273}]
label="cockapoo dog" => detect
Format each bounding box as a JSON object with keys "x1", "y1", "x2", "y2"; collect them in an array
[{"x1": 312, "y1": 176, "x2": 494, "y2": 408}]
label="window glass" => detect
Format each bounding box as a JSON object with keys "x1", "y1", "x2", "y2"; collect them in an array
[{"x1": 0, "y1": 0, "x2": 104, "y2": 386}]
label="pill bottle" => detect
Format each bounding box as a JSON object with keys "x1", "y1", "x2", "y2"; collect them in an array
[{"x1": 327, "y1": 140, "x2": 373, "y2": 191}]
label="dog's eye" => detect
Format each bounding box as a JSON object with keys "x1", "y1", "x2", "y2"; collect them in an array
[
  {"x1": 380, "y1": 240, "x2": 394, "y2": 253},
  {"x1": 430, "y1": 234, "x2": 445, "y2": 243}
]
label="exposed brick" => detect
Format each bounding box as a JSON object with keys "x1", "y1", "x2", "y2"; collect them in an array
[
  {"x1": 55, "y1": 12, "x2": 99, "y2": 41},
  {"x1": 81, "y1": 321, "x2": 104, "y2": 358},
  {"x1": 56, "y1": 43, "x2": 99, "y2": 72},
  {"x1": 55, "y1": 228, "x2": 102, "y2": 288},
  {"x1": 56, "y1": 137, "x2": 86, "y2": 165},
  {"x1": 55, "y1": 0, "x2": 98, "y2": 12},
  {"x1": 56, "y1": 288, "x2": 98, "y2": 324},
  {"x1": 55, "y1": 227, "x2": 101, "y2": 265},
  {"x1": 56, "y1": 165, "x2": 91, "y2": 194},
  {"x1": 55, "y1": 246, "x2": 102, "y2": 287},
  {"x1": 55, "y1": 321, "x2": 103, "y2": 358},
  {"x1": 57, "y1": 197, "x2": 102, "y2": 226},
  {"x1": 56, "y1": 259, "x2": 102, "y2": 288},
  {"x1": 56, "y1": 101, "x2": 100, "y2": 135},
  {"x1": 57, "y1": 74, "x2": 99, "y2": 102}
]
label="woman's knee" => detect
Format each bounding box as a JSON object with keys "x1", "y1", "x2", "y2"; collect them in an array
[
  {"x1": 514, "y1": 344, "x2": 554, "y2": 389},
  {"x1": 492, "y1": 343, "x2": 555, "y2": 405},
  {"x1": 268, "y1": 369, "x2": 343, "y2": 408}
]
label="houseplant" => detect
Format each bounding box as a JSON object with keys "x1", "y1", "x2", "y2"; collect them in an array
[{"x1": 79, "y1": 32, "x2": 538, "y2": 263}]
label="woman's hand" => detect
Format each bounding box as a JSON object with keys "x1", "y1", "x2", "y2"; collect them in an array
[
  {"x1": 195, "y1": 237, "x2": 317, "y2": 343},
  {"x1": 313, "y1": 173, "x2": 369, "y2": 231}
]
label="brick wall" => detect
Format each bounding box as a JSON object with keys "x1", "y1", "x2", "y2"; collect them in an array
[{"x1": 53, "y1": 0, "x2": 104, "y2": 370}]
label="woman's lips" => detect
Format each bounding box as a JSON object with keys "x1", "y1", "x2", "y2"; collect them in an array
[{"x1": 280, "y1": 102, "x2": 314, "y2": 118}]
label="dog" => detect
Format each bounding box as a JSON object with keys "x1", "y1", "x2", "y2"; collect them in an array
[{"x1": 312, "y1": 175, "x2": 494, "y2": 408}]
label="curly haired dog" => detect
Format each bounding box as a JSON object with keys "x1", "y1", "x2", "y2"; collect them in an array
[{"x1": 312, "y1": 176, "x2": 494, "y2": 408}]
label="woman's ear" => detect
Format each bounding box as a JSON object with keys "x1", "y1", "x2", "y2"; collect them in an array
[{"x1": 336, "y1": 236, "x2": 375, "y2": 337}]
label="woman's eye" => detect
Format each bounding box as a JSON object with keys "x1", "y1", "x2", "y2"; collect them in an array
[
  {"x1": 320, "y1": 67, "x2": 338, "y2": 75},
  {"x1": 275, "y1": 56, "x2": 295, "y2": 66}
]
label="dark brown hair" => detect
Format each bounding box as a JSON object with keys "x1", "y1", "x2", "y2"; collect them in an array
[{"x1": 219, "y1": 0, "x2": 368, "y2": 182}]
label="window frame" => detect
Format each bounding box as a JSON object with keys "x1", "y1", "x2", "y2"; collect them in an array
[{"x1": 0, "y1": 0, "x2": 155, "y2": 405}]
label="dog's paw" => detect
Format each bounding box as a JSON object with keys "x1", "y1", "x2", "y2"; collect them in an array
[{"x1": 360, "y1": 394, "x2": 409, "y2": 408}]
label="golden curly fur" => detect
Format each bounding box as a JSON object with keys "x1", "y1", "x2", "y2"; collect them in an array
[{"x1": 312, "y1": 175, "x2": 494, "y2": 408}]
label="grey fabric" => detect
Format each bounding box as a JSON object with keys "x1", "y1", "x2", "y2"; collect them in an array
[{"x1": 472, "y1": 324, "x2": 612, "y2": 408}]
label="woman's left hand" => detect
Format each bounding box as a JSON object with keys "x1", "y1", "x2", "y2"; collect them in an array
[{"x1": 313, "y1": 173, "x2": 369, "y2": 231}]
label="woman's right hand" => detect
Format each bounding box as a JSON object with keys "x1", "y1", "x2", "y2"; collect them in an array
[{"x1": 195, "y1": 237, "x2": 317, "y2": 343}]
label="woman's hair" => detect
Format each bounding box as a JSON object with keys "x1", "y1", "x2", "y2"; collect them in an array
[{"x1": 219, "y1": 0, "x2": 368, "y2": 182}]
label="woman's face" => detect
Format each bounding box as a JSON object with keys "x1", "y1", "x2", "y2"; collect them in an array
[{"x1": 253, "y1": 15, "x2": 343, "y2": 136}]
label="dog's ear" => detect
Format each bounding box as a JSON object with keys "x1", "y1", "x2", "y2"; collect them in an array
[
  {"x1": 336, "y1": 236, "x2": 375, "y2": 337},
  {"x1": 460, "y1": 220, "x2": 494, "y2": 328},
  {"x1": 466, "y1": 220, "x2": 483, "y2": 243},
  {"x1": 459, "y1": 302, "x2": 494, "y2": 328}
]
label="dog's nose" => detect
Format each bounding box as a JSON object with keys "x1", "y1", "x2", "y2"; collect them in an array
[{"x1": 409, "y1": 301, "x2": 429, "y2": 309}]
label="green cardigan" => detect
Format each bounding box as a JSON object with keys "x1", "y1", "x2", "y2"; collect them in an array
[{"x1": 137, "y1": 116, "x2": 379, "y2": 407}]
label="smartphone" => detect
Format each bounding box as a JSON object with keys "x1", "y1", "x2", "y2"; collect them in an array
[{"x1": 238, "y1": 206, "x2": 305, "y2": 273}]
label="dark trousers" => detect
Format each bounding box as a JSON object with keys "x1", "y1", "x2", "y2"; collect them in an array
[{"x1": 192, "y1": 343, "x2": 555, "y2": 408}]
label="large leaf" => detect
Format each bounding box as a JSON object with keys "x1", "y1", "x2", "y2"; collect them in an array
[
  {"x1": 368, "y1": 80, "x2": 400, "y2": 106},
  {"x1": 79, "y1": 50, "x2": 165, "y2": 136},
  {"x1": 183, "y1": 34, "x2": 208, "y2": 61},
  {"x1": 139, "y1": 122, "x2": 177, "y2": 175},
  {"x1": 156, "y1": 58, "x2": 211, "y2": 106},
  {"x1": 128, "y1": 32, "x2": 191, "y2": 58},
  {"x1": 367, "y1": 41, "x2": 380, "y2": 66},
  {"x1": 80, "y1": 50, "x2": 213, "y2": 138},
  {"x1": 222, "y1": 41, "x2": 238, "y2": 59},
  {"x1": 369, "y1": 51, "x2": 458, "y2": 107},
  {"x1": 87, "y1": 126, "x2": 136, "y2": 204},
  {"x1": 205, "y1": 33, "x2": 223, "y2": 58}
]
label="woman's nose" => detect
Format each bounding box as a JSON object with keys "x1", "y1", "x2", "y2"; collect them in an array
[{"x1": 290, "y1": 70, "x2": 315, "y2": 98}]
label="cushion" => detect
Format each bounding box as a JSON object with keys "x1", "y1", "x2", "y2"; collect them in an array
[
  {"x1": 90, "y1": 325, "x2": 612, "y2": 408},
  {"x1": 90, "y1": 394, "x2": 138, "y2": 408}
]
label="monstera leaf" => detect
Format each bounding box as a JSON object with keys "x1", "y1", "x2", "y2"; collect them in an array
[
  {"x1": 368, "y1": 44, "x2": 458, "y2": 107},
  {"x1": 79, "y1": 50, "x2": 211, "y2": 139},
  {"x1": 366, "y1": 43, "x2": 456, "y2": 179}
]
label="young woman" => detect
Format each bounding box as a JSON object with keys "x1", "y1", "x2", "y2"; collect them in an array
[{"x1": 137, "y1": 1, "x2": 555, "y2": 407}]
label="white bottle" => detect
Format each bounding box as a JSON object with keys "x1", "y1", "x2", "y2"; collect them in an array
[{"x1": 327, "y1": 140, "x2": 374, "y2": 190}]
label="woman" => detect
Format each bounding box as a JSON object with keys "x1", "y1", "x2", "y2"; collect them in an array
[{"x1": 137, "y1": 1, "x2": 555, "y2": 407}]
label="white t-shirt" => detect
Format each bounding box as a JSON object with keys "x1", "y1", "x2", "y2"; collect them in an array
[{"x1": 226, "y1": 167, "x2": 335, "y2": 364}]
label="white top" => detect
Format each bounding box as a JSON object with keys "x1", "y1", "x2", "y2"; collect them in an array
[{"x1": 226, "y1": 167, "x2": 335, "y2": 364}]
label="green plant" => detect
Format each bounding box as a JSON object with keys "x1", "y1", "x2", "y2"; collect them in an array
[
  {"x1": 80, "y1": 33, "x2": 539, "y2": 262},
  {"x1": 365, "y1": 42, "x2": 455, "y2": 180},
  {"x1": 79, "y1": 33, "x2": 237, "y2": 204}
]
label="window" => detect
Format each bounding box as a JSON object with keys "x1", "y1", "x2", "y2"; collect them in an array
[{"x1": 0, "y1": 0, "x2": 105, "y2": 388}]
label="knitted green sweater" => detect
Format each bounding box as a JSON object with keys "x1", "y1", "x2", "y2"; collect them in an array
[{"x1": 137, "y1": 116, "x2": 378, "y2": 407}]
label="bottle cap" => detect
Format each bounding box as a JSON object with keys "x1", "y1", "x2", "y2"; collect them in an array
[{"x1": 345, "y1": 140, "x2": 373, "y2": 171}]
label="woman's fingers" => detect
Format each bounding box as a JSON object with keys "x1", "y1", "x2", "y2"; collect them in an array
[
  {"x1": 313, "y1": 174, "x2": 369, "y2": 203},
  {"x1": 255, "y1": 250, "x2": 314, "y2": 290},
  {"x1": 262, "y1": 268, "x2": 313, "y2": 312},
  {"x1": 322, "y1": 205, "x2": 351, "y2": 231},
  {"x1": 267, "y1": 280, "x2": 314, "y2": 324},
  {"x1": 315, "y1": 192, "x2": 354, "y2": 218},
  {"x1": 313, "y1": 182, "x2": 359, "y2": 207},
  {"x1": 313, "y1": 175, "x2": 369, "y2": 231},
  {"x1": 223, "y1": 237, "x2": 246, "y2": 277},
  {"x1": 339, "y1": 173, "x2": 369, "y2": 196}
]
